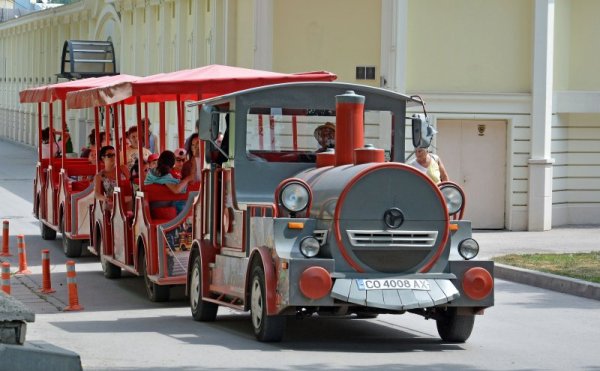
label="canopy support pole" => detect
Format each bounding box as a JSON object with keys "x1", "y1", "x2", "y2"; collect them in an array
[
  {"x1": 135, "y1": 97, "x2": 145, "y2": 191},
  {"x1": 37, "y1": 103, "x2": 42, "y2": 161},
  {"x1": 94, "y1": 107, "x2": 100, "y2": 170},
  {"x1": 159, "y1": 102, "x2": 166, "y2": 153}
]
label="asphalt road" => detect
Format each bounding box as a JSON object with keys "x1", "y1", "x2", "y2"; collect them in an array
[{"x1": 2, "y1": 139, "x2": 600, "y2": 370}]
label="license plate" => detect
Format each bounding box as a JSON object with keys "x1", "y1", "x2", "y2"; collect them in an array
[{"x1": 357, "y1": 278, "x2": 430, "y2": 291}]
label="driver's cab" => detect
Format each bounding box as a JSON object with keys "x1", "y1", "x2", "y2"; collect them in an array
[{"x1": 193, "y1": 82, "x2": 430, "y2": 249}]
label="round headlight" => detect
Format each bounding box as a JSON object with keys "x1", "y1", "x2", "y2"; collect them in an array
[
  {"x1": 300, "y1": 236, "x2": 320, "y2": 258},
  {"x1": 440, "y1": 185, "x2": 464, "y2": 215},
  {"x1": 458, "y1": 238, "x2": 479, "y2": 260},
  {"x1": 280, "y1": 182, "x2": 310, "y2": 213}
]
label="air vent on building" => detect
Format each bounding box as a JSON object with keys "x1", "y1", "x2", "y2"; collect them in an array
[{"x1": 355, "y1": 66, "x2": 376, "y2": 80}]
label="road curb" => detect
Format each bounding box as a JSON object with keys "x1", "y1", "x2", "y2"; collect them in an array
[{"x1": 495, "y1": 263, "x2": 600, "y2": 301}]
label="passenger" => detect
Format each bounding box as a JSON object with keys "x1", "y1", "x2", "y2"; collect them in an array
[
  {"x1": 144, "y1": 150, "x2": 195, "y2": 214},
  {"x1": 172, "y1": 148, "x2": 187, "y2": 179},
  {"x1": 124, "y1": 125, "x2": 152, "y2": 170},
  {"x1": 140, "y1": 118, "x2": 158, "y2": 154},
  {"x1": 41, "y1": 127, "x2": 61, "y2": 159},
  {"x1": 88, "y1": 131, "x2": 108, "y2": 164},
  {"x1": 182, "y1": 133, "x2": 201, "y2": 182},
  {"x1": 93, "y1": 146, "x2": 118, "y2": 211},
  {"x1": 63, "y1": 126, "x2": 74, "y2": 155},
  {"x1": 314, "y1": 122, "x2": 335, "y2": 153},
  {"x1": 147, "y1": 153, "x2": 159, "y2": 171},
  {"x1": 80, "y1": 129, "x2": 96, "y2": 158},
  {"x1": 409, "y1": 147, "x2": 449, "y2": 184}
]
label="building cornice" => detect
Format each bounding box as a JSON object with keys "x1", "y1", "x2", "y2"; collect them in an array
[{"x1": 406, "y1": 92, "x2": 532, "y2": 115}]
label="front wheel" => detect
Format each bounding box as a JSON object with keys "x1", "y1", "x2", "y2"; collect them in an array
[
  {"x1": 436, "y1": 308, "x2": 475, "y2": 343},
  {"x1": 40, "y1": 221, "x2": 56, "y2": 240},
  {"x1": 101, "y1": 255, "x2": 121, "y2": 279},
  {"x1": 61, "y1": 219, "x2": 82, "y2": 258},
  {"x1": 189, "y1": 254, "x2": 218, "y2": 321},
  {"x1": 62, "y1": 234, "x2": 83, "y2": 258},
  {"x1": 250, "y1": 264, "x2": 285, "y2": 342},
  {"x1": 140, "y1": 250, "x2": 170, "y2": 302}
]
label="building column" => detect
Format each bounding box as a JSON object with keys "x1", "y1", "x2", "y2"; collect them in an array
[
  {"x1": 528, "y1": 0, "x2": 555, "y2": 231},
  {"x1": 253, "y1": 0, "x2": 272, "y2": 70},
  {"x1": 380, "y1": 0, "x2": 408, "y2": 93}
]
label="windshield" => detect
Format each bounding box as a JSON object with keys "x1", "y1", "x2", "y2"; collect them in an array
[{"x1": 245, "y1": 107, "x2": 393, "y2": 163}]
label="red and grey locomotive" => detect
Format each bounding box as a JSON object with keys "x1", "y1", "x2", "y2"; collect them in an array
[{"x1": 187, "y1": 82, "x2": 494, "y2": 342}]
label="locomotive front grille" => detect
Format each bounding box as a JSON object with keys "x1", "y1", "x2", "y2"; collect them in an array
[{"x1": 346, "y1": 230, "x2": 438, "y2": 249}]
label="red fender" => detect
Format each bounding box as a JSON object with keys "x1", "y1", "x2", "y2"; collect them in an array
[
  {"x1": 195, "y1": 240, "x2": 217, "y2": 298},
  {"x1": 248, "y1": 246, "x2": 278, "y2": 315}
]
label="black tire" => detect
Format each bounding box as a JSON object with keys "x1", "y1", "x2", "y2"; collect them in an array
[
  {"x1": 61, "y1": 219, "x2": 82, "y2": 258},
  {"x1": 140, "y1": 250, "x2": 170, "y2": 302},
  {"x1": 93, "y1": 224, "x2": 103, "y2": 258},
  {"x1": 40, "y1": 221, "x2": 56, "y2": 240},
  {"x1": 436, "y1": 308, "x2": 475, "y2": 343},
  {"x1": 250, "y1": 264, "x2": 285, "y2": 342},
  {"x1": 189, "y1": 254, "x2": 218, "y2": 321},
  {"x1": 101, "y1": 254, "x2": 121, "y2": 279}
]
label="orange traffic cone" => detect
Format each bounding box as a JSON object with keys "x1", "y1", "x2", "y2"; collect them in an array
[
  {"x1": 0, "y1": 220, "x2": 11, "y2": 257},
  {"x1": 40, "y1": 249, "x2": 56, "y2": 294},
  {"x1": 15, "y1": 235, "x2": 31, "y2": 275},
  {"x1": 1, "y1": 262, "x2": 10, "y2": 294},
  {"x1": 64, "y1": 261, "x2": 83, "y2": 311}
]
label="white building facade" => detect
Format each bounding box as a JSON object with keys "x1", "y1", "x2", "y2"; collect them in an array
[{"x1": 0, "y1": 0, "x2": 598, "y2": 231}]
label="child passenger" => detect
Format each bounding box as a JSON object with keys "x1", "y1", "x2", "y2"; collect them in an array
[{"x1": 144, "y1": 150, "x2": 195, "y2": 214}]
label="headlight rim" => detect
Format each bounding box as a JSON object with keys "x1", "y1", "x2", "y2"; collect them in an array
[
  {"x1": 439, "y1": 182, "x2": 465, "y2": 216},
  {"x1": 458, "y1": 238, "x2": 479, "y2": 260},
  {"x1": 299, "y1": 236, "x2": 321, "y2": 258},
  {"x1": 277, "y1": 179, "x2": 311, "y2": 214}
]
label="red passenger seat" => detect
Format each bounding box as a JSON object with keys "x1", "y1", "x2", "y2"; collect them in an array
[
  {"x1": 143, "y1": 184, "x2": 189, "y2": 224},
  {"x1": 151, "y1": 207, "x2": 177, "y2": 222},
  {"x1": 71, "y1": 180, "x2": 91, "y2": 192}
]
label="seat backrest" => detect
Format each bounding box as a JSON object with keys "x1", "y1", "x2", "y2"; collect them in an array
[
  {"x1": 64, "y1": 164, "x2": 97, "y2": 177},
  {"x1": 144, "y1": 184, "x2": 189, "y2": 202},
  {"x1": 71, "y1": 180, "x2": 91, "y2": 192}
]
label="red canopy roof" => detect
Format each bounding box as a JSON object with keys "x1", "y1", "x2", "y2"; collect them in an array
[
  {"x1": 19, "y1": 74, "x2": 140, "y2": 104},
  {"x1": 66, "y1": 64, "x2": 336, "y2": 108}
]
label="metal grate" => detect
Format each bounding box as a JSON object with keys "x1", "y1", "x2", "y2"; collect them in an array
[
  {"x1": 313, "y1": 230, "x2": 328, "y2": 246},
  {"x1": 346, "y1": 230, "x2": 438, "y2": 248}
]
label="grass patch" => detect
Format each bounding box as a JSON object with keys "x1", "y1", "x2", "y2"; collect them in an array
[{"x1": 494, "y1": 251, "x2": 600, "y2": 284}]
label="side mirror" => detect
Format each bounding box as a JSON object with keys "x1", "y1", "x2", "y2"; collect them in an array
[
  {"x1": 198, "y1": 104, "x2": 220, "y2": 141},
  {"x1": 412, "y1": 114, "x2": 434, "y2": 149}
]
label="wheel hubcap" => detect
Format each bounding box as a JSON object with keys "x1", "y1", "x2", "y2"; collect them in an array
[
  {"x1": 190, "y1": 265, "x2": 200, "y2": 310},
  {"x1": 142, "y1": 258, "x2": 153, "y2": 294},
  {"x1": 251, "y1": 278, "x2": 263, "y2": 330}
]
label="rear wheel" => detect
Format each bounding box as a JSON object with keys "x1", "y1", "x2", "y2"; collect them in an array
[
  {"x1": 250, "y1": 264, "x2": 285, "y2": 342},
  {"x1": 40, "y1": 221, "x2": 56, "y2": 240},
  {"x1": 190, "y1": 254, "x2": 218, "y2": 321},
  {"x1": 140, "y1": 249, "x2": 169, "y2": 302},
  {"x1": 436, "y1": 308, "x2": 475, "y2": 343}
]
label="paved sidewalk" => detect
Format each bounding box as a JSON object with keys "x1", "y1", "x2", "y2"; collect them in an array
[
  {"x1": 474, "y1": 226, "x2": 600, "y2": 300},
  {"x1": 474, "y1": 226, "x2": 600, "y2": 260}
]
